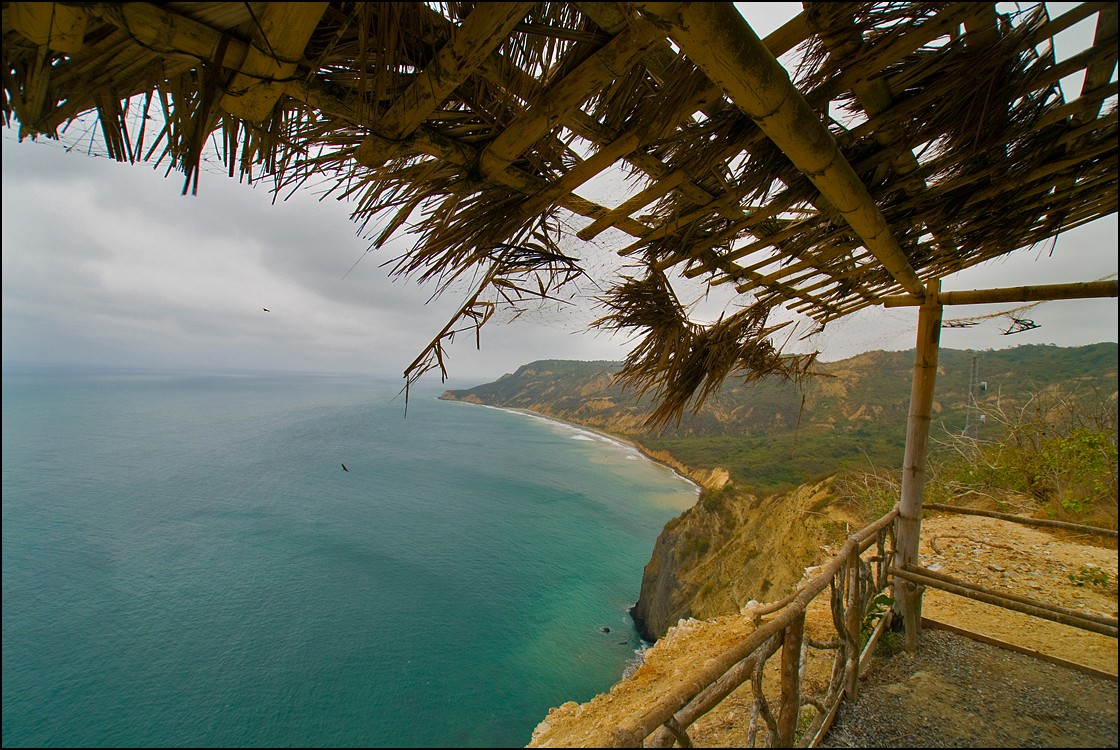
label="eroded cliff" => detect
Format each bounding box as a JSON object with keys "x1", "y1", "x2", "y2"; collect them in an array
[{"x1": 631, "y1": 478, "x2": 865, "y2": 640}]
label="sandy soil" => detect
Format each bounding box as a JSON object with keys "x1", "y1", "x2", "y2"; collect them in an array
[{"x1": 528, "y1": 511, "x2": 1118, "y2": 748}]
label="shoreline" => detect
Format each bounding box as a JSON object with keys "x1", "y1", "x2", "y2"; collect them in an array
[{"x1": 439, "y1": 397, "x2": 703, "y2": 496}]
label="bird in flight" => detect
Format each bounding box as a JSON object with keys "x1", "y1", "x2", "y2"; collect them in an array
[
  {"x1": 263, "y1": 308, "x2": 271, "y2": 312},
  {"x1": 341, "y1": 463, "x2": 349, "y2": 472}
]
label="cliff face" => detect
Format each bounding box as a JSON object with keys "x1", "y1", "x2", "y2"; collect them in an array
[{"x1": 631, "y1": 479, "x2": 863, "y2": 640}]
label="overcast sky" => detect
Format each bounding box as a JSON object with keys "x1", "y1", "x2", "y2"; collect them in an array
[{"x1": 2, "y1": 3, "x2": 1116, "y2": 388}]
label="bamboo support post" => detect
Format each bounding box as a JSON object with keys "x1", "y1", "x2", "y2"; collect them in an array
[
  {"x1": 777, "y1": 613, "x2": 806, "y2": 747},
  {"x1": 894, "y1": 281, "x2": 942, "y2": 651},
  {"x1": 892, "y1": 566, "x2": 1119, "y2": 638},
  {"x1": 922, "y1": 503, "x2": 1119, "y2": 539}
]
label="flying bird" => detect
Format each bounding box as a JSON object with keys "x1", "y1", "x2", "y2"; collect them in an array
[
  {"x1": 263, "y1": 308, "x2": 271, "y2": 312},
  {"x1": 341, "y1": 463, "x2": 349, "y2": 472}
]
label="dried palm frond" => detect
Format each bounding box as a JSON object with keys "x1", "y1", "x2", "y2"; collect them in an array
[
  {"x1": 799, "y1": 2, "x2": 953, "y2": 91},
  {"x1": 402, "y1": 220, "x2": 588, "y2": 402},
  {"x1": 593, "y1": 268, "x2": 816, "y2": 429}
]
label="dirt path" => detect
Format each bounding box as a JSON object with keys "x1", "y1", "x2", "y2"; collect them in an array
[{"x1": 822, "y1": 627, "x2": 1118, "y2": 748}]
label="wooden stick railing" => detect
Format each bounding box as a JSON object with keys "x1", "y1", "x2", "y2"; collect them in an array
[
  {"x1": 609, "y1": 508, "x2": 900, "y2": 748},
  {"x1": 598, "y1": 498, "x2": 1114, "y2": 748},
  {"x1": 893, "y1": 564, "x2": 1119, "y2": 638},
  {"x1": 922, "y1": 503, "x2": 1119, "y2": 539}
]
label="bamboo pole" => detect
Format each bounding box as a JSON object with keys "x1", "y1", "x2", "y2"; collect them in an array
[
  {"x1": 922, "y1": 503, "x2": 1119, "y2": 539},
  {"x1": 9, "y1": 2, "x2": 89, "y2": 53},
  {"x1": 632, "y1": 1, "x2": 926, "y2": 301},
  {"x1": 218, "y1": 2, "x2": 328, "y2": 123},
  {"x1": 894, "y1": 281, "x2": 942, "y2": 651},
  {"x1": 892, "y1": 567, "x2": 1119, "y2": 638},
  {"x1": 776, "y1": 613, "x2": 806, "y2": 747},
  {"x1": 881, "y1": 279, "x2": 1119, "y2": 307},
  {"x1": 478, "y1": 24, "x2": 659, "y2": 179},
  {"x1": 354, "y1": 2, "x2": 535, "y2": 165}
]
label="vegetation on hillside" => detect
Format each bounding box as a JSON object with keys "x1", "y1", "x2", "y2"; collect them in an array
[
  {"x1": 834, "y1": 382, "x2": 1119, "y2": 529},
  {"x1": 443, "y1": 344, "x2": 1118, "y2": 496}
]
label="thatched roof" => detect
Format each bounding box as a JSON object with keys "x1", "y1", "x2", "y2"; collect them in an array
[{"x1": 3, "y1": 2, "x2": 1117, "y2": 425}]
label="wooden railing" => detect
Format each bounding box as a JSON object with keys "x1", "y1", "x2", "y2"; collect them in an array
[
  {"x1": 608, "y1": 507, "x2": 900, "y2": 748},
  {"x1": 905, "y1": 503, "x2": 1119, "y2": 640},
  {"x1": 587, "y1": 501, "x2": 1117, "y2": 747}
]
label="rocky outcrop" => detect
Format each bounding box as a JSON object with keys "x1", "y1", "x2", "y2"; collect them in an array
[
  {"x1": 636, "y1": 448, "x2": 730, "y2": 491},
  {"x1": 632, "y1": 479, "x2": 864, "y2": 641}
]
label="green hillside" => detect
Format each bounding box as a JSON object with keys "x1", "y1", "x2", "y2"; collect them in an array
[{"x1": 441, "y1": 344, "x2": 1118, "y2": 494}]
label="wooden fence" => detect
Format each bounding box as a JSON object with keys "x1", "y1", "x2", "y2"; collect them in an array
[
  {"x1": 603, "y1": 502, "x2": 1117, "y2": 748},
  {"x1": 608, "y1": 508, "x2": 900, "y2": 748}
]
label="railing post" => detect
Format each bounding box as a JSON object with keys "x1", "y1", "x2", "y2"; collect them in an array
[
  {"x1": 894, "y1": 280, "x2": 942, "y2": 651},
  {"x1": 776, "y1": 612, "x2": 805, "y2": 747},
  {"x1": 844, "y1": 550, "x2": 861, "y2": 699}
]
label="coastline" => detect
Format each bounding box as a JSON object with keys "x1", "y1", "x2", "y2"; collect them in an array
[{"x1": 438, "y1": 397, "x2": 703, "y2": 496}]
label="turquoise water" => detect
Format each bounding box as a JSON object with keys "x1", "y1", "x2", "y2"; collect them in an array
[{"x1": 1, "y1": 366, "x2": 696, "y2": 747}]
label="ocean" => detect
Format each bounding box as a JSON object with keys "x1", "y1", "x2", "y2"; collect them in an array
[{"x1": 1, "y1": 365, "x2": 697, "y2": 748}]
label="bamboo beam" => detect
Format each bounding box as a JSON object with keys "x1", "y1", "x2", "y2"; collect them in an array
[
  {"x1": 478, "y1": 23, "x2": 659, "y2": 180},
  {"x1": 881, "y1": 280, "x2": 1119, "y2": 307},
  {"x1": 576, "y1": 171, "x2": 687, "y2": 240},
  {"x1": 8, "y1": 2, "x2": 89, "y2": 53},
  {"x1": 1026, "y1": 2, "x2": 1113, "y2": 50},
  {"x1": 96, "y1": 3, "x2": 249, "y2": 90},
  {"x1": 893, "y1": 281, "x2": 942, "y2": 651},
  {"x1": 287, "y1": 79, "x2": 653, "y2": 239},
  {"x1": 219, "y1": 2, "x2": 327, "y2": 123},
  {"x1": 921, "y1": 503, "x2": 1119, "y2": 538},
  {"x1": 507, "y1": 74, "x2": 722, "y2": 225},
  {"x1": 1078, "y1": 4, "x2": 1117, "y2": 111},
  {"x1": 572, "y1": 10, "x2": 812, "y2": 243},
  {"x1": 354, "y1": 2, "x2": 535, "y2": 165},
  {"x1": 633, "y1": 2, "x2": 927, "y2": 300}
]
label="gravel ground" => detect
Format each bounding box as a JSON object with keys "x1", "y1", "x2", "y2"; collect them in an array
[{"x1": 822, "y1": 628, "x2": 1118, "y2": 748}]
